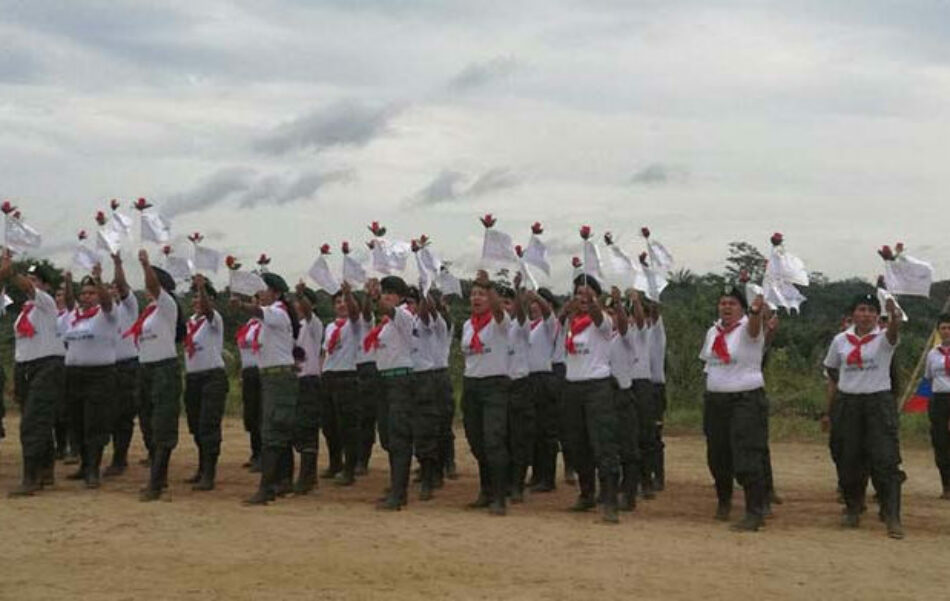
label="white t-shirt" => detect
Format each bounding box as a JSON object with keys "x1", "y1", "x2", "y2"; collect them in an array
[
  {"x1": 462, "y1": 313, "x2": 511, "y2": 378},
  {"x1": 629, "y1": 324, "x2": 653, "y2": 382},
  {"x1": 296, "y1": 315, "x2": 324, "y2": 377},
  {"x1": 649, "y1": 316, "x2": 667, "y2": 384},
  {"x1": 412, "y1": 314, "x2": 447, "y2": 373},
  {"x1": 434, "y1": 319, "x2": 452, "y2": 370},
  {"x1": 14, "y1": 289, "x2": 63, "y2": 363},
  {"x1": 564, "y1": 314, "x2": 614, "y2": 382},
  {"x1": 184, "y1": 311, "x2": 225, "y2": 373},
  {"x1": 64, "y1": 306, "x2": 118, "y2": 367},
  {"x1": 237, "y1": 318, "x2": 263, "y2": 369},
  {"x1": 508, "y1": 318, "x2": 530, "y2": 380},
  {"x1": 134, "y1": 289, "x2": 179, "y2": 364},
  {"x1": 114, "y1": 294, "x2": 140, "y2": 362},
  {"x1": 609, "y1": 330, "x2": 636, "y2": 390},
  {"x1": 373, "y1": 305, "x2": 415, "y2": 371},
  {"x1": 356, "y1": 316, "x2": 376, "y2": 365},
  {"x1": 527, "y1": 315, "x2": 556, "y2": 374},
  {"x1": 323, "y1": 317, "x2": 359, "y2": 372},
  {"x1": 925, "y1": 346, "x2": 950, "y2": 394},
  {"x1": 700, "y1": 316, "x2": 765, "y2": 393},
  {"x1": 54, "y1": 309, "x2": 69, "y2": 357},
  {"x1": 551, "y1": 319, "x2": 566, "y2": 366},
  {"x1": 259, "y1": 301, "x2": 295, "y2": 369},
  {"x1": 824, "y1": 326, "x2": 897, "y2": 394}
]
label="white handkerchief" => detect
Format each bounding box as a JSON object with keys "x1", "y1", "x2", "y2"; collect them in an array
[
  {"x1": 72, "y1": 244, "x2": 100, "y2": 271},
  {"x1": 96, "y1": 228, "x2": 122, "y2": 255},
  {"x1": 436, "y1": 269, "x2": 462, "y2": 297},
  {"x1": 633, "y1": 266, "x2": 668, "y2": 303},
  {"x1": 884, "y1": 255, "x2": 933, "y2": 298},
  {"x1": 5, "y1": 218, "x2": 42, "y2": 252},
  {"x1": 768, "y1": 246, "x2": 809, "y2": 287},
  {"x1": 111, "y1": 211, "x2": 133, "y2": 236},
  {"x1": 342, "y1": 254, "x2": 367, "y2": 285},
  {"x1": 582, "y1": 240, "x2": 603, "y2": 279},
  {"x1": 481, "y1": 229, "x2": 518, "y2": 265},
  {"x1": 523, "y1": 235, "x2": 551, "y2": 276},
  {"x1": 419, "y1": 247, "x2": 442, "y2": 275},
  {"x1": 229, "y1": 270, "x2": 267, "y2": 297},
  {"x1": 141, "y1": 211, "x2": 171, "y2": 244},
  {"x1": 164, "y1": 256, "x2": 193, "y2": 284},
  {"x1": 415, "y1": 252, "x2": 432, "y2": 297},
  {"x1": 517, "y1": 258, "x2": 538, "y2": 291},
  {"x1": 309, "y1": 255, "x2": 341, "y2": 295},
  {"x1": 646, "y1": 238, "x2": 674, "y2": 273},
  {"x1": 194, "y1": 245, "x2": 221, "y2": 273},
  {"x1": 763, "y1": 275, "x2": 807, "y2": 313}
]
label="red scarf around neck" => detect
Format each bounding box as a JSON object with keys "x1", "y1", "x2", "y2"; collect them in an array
[
  {"x1": 184, "y1": 316, "x2": 206, "y2": 358},
  {"x1": 711, "y1": 320, "x2": 742, "y2": 364},
  {"x1": 937, "y1": 346, "x2": 950, "y2": 376},
  {"x1": 123, "y1": 303, "x2": 158, "y2": 345},
  {"x1": 71, "y1": 305, "x2": 100, "y2": 327},
  {"x1": 565, "y1": 314, "x2": 593, "y2": 355},
  {"x1": 469, "y1": 312, "x2": 493, "y2": 354},
  {"x1": 16, "y1": 302, "x2": 36, "y2": 338},
  {"x1": 363, "y1": 316, "x2": 390, "y2": 353},
  {"x1": 845, "y1": 332, "x2": 877, "y2": 368},
  {"x1": 326, "y1": 318, "x2": 347, "y2": 354},
  {"x1": 236, "y1": 319, "x2": 262, "y2": 353}
]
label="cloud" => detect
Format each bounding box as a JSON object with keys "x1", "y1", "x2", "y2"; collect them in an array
[
  {"x1": 236, "y1": 168, "x2": 354, "y2": 208},
  {"x1": 629, "y1": 163, "x2": 688, "y2": 185},
  {"x1": 447, "y1": 56, "x2": 518, "y2": 92},
  {"x1": 411, "y1": 167, "x2": 521, "y2": 205},
  {"x1": 254, "y1": 100, "x2": 401, "y2": 155}
]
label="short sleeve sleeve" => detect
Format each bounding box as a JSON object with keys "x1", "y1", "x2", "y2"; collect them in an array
[
  {"x1": 823, "y1": 338, "x2": 841, "y2": 370},
  {"x1": 156, "y1": 289, "x2": 178, "y2": 320},
  {"x1": 262, "y1": 303, "x2": 291, "y2": 328}
]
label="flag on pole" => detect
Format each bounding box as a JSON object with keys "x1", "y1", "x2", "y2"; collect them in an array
[
  {"x1": 5, "y1": 216, "x2": 42, "y2": 252},
  {"x1": 522, "y1": 222, "x2": 551, "y2": 276},
  {"x1": 229, "y1": 269, "x2": 267, "y2": 297},
  {"x1": 309, "y1": 245, "x2": 341, "y2": 294},
  {"x1": 141, "y1": 210, "x2": 171, "y2": 243}
]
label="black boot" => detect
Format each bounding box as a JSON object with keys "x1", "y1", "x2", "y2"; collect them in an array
[
  {"x1": 714, "y1": 476, "x2": 733, "y2": 521},
  {"x1": 377, "y1": 452, "x2": 409, "y2": 511},
  {"x1": 294, "y1": 452, "x2": 317, "y2": 495},
  {"x1": 569, "y1": 470, "x2": 596, "y2": 512},
  {"x1": 335, "y1": 451, "x2": 356, "y2": 487},
  {"x1": 140, "y1": 447, "x2": 171, "y2": 502},
  {"x1": 601, "y1": 472, "x2": 620, "y2": 524},
  {"x1": 489, "y1": 463, "x2": 507, "y2": 516},
  {"x1": 640, "y1": 467, "x2": 656, "y2": 500},
  {"x1": 468, "y1": 462, "x2": 491, "y2": 508},
  {"x1": 85, "y1": 446, "x2": 103, "y2": 489},
  {"x1": 66, "y1": 448, "x2": 87, "y2": 481},
  {"x1": 184, "y1": 447, "x2": 203, "y2": 484},
  {"x1": 193, "y1": 451, "x2": 218, "y2": 491},
  {"x1": 419, "y1": 459, "x2": 435, "y2": 501},
  {"x1": 655, "y1": 445, "x2": 666, "y2": 491},
  {"x1": 883, "y1": 479, "x2": 904, "y2": 539},
  {"x1": 731, "y1": 484, "x2": 764, "y2": 532},
  {"x1": 619, "y1": 462, "x2": 638, "y2": 512},
  {"x1": 8, "y1": 457, "x2": 41, "y2": 498},
  {"x1": 244, "y1": 448, "x2": 280, "y2": 505},
  {"x1": 510, "y1": 463, "x2": 527, "y2": 504},
  {"x1": 39, "y1": 449, "x2": 55, "y2": 488},
  {"x1": 276, "y1": 446, "x2": 295, "y2": 497}
]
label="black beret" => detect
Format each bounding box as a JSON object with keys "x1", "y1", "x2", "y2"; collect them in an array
[
  {"x1": 262, "y1": 272, "x2": 289, "y2": 294},
  {"x1": 849, "y1": 293, "x2": 881, "y2": 314},
  {"x1": 380, "y1": 275, "x2": 409, "y2": 297},
  {"x1": 721, "y1": 285, "x2": 748, "y2": 310},
  {"x1": 79, "y1": 275, "x2": 97, "y2": 288},
  {"x1": 497, "y1": 285, "x2": 516, "y2": 299},
  {"x1": 27, "y1": 263, "x2": 56, "y2": 285},
  {"x1": 152, "y1": 267, "x2": 177, "y2": 293},
  {"x1": 537, "y1": 287, "x2": 556, "y2": 307},
  {"x1": 572, "y1": 274, "x2": 602, "y2": 296},
  {"x1": 406, "y1": 286, "x2": 421, "y2": 303},
  {"x1": 298, "y1": 286, "x2": 318, "y2": 306}
]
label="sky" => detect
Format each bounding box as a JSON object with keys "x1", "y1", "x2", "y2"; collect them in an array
[{"x1": 1, "y1": 0, "x2": 948, "y2": 292}]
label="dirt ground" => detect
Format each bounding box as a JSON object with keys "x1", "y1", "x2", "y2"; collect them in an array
[{"x1": 1, "y1": 418, "x2": 949, "y2": 601}]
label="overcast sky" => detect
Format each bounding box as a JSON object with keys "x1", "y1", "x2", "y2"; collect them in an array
[{"x1": 1, "y1": 0, "x2": 948, "y2": 292}]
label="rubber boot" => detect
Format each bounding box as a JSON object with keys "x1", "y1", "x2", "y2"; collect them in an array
[
  {"x1": 294, "y1": 452, "x2": 317, "y2": 495},
  {"x1": 8, "y1": 457, "x2": 40, "y2": 498},
  {"x1": 193, "y1": 451, "x2": 217, "y2": 491},
  {"x1": 85, "y1": 446, "x2": 103, "y2": 490},
  {"x1": 731, "y1": 484, "x2": 764, "y2": 532},
  {"x1": 640, "y1": 467, "x2": 656, "y2": 500},
  {"x1": 140, "y1": 447, "x2": 171, "y2": 502},
  {"x1": 601, "y1": 472, "x2": 620, "y2": 524},
  {"x1": 569, "y1": 469, "x2": 596, "y2": 512},
  {"x1": 619, "y1": 462, "x2": 639, "y2": 512},
  {"x1": 489, "y1": 463, "x2": 507, "y2": 516},
  {"x1": 377, "y1": 451, "x2": 409, "y2": 511},
  {"x1": 39, "y1": 449, "x2": 55, "y2": 488},
  {"x1": 510, "y1": 463, "x2": 527, "y2": 504},
  {"x1": 419, "y1": 459, "x2": 436, "y2": 501},
  {"x1": 714, "y1": 476, "x2": 733, "y2": 521},
  {"x1": 468, "y1": 461, "x2": 491, "y2": 508},
  {"x1": 244, "y1": 447, "x2": 280, "y2": 505},
  {"x1": 335, "y1": 451, "x2": 356, "y2": 487},
  {"x1": 184, "y1": 446, "x2": 203, "y2": 484},
  {"x1": 66, "y1": 447, "x2": 87, "y2": 481},
  {"x1": 655, "y1": 444, "x2": 666, "y2": 491},
  {"x1": 883, "y1": 480, "x2": 905, "y2": 539}
]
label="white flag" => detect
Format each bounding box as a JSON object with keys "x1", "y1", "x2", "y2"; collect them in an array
[
  {"x1": 111, "y1": 211, "x2": 133, "y2": 236},
  {"x1": 877, "y1": 287, "x2": 909, "y2": 322},
  {"x1": 419, "y1": 246, "x2": 442, "y2": 275},
  {"x1": 517, "y1": 258, "x2": 538, "y2": 291},
  {"x1": 229, "y1": 269, "x2": 267, "y2": 297},
  {"x1": 582, "y1": 240, "x2": 603, "y2": 279},
  {"x1": 523, "y1": 235, "x2": 551, "y2": 276},
  {"x1": 308, "y1": 255, "x2": 340, "y2": 295},
  {"x1": 72, "y1": 244, "x2": 100, "y2": 271},
  {"x1": 342, "y1": 254, "x2": 367, "y2": 285},
  {"x1": 744, "y1": 282, "x2": 770, "y2": 309},
  {"x1": 605, "y1": 243, "x2": 637, "y2": 288},
  {"x1": 96, "y1": 228, "x2": 122, "y2": 255},
  {"x1": 414, "y1": 252, "x2": 433, "y2": 297},
  {"x1": 646, "y1": 238, "x2": 674, "y2": 273},
  {"x1": 481, "y1": 228, "x2": 518, "y2": 265},
  {"x1": 141, "y1": 211, "x2": 171, "y2": 244},
  {"x1": 371, "y1": 238, "x2": 410, "y2": 274},
  {"x1": 5, "y1": 218, "x2": 42, "y2": 252},
  {"x1": 633, "y1": 266, "x2": 668, "y2": 303},
  {"x1": 763, "y1": 274, "x2": 807, "y2": 313},
  {"x1": 768, "y1": 246, "x2": 809, "y2": 287},
  {"x1": 164, "y1": 256, "x2": 193, "y2": 284},
  {"x1": 193, "y1": 245, "x2": 222, "y2": 273},
  {"x1": 436, "y1": 268, "x2": 462, "y2": 297},
  {"x1": 883, "y1": 254, "x2": 933, "y2": 298}
]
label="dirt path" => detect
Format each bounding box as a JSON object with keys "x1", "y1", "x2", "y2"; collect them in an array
[{"x1": 1, "y1": 417, "x2": 949, "y2": 601}]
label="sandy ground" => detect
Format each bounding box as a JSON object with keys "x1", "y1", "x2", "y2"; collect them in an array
[{"x1": 1, "y1": 418, "x2": 950, "y2": 601}]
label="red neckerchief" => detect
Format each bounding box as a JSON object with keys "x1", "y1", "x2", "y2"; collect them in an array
[
  {"x1": 530, "y1": 317, "x2": 544, "y2": 331},
  {"x1": 712, "y1": 320, "x2": 742, "y2": 364},
  {"x1": 236, "y1": 318, "x2": 262, "y2": 353},
  {"x1": 16, "y1": 302, "x2": 36, "y2": 338},
  {"x1": 937, "y1": 346, "x2": 950, "y2": 376},
  {"x1": 326, "y1": 318, "x2": 347, "y2": 354},
  {"x1": 184, "y1": 316, "x2": 206, "y2": 358},
  {"x1": 565, "y1": 314, "x2": 593, "y2": 355},
  {"x1": 123, "y1": 303, "x2": 158, "y2": 345},
  {"x1": 469, "y1": 311, "x2": 493, "y2": 354},
  {"x1": 71, "y1": 305, "x2": 100, "y2": 327},
  {"x1": 363, "y1": 316, "x2": 390, "y2": 353},
  {"x1": 845, "y1": 331, "x2": 877, "y2": 368}
]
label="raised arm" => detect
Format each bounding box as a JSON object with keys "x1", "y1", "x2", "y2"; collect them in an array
[
  {"x1": 884, "y1": 298, "x2": 902, "y2": 345},
  {"x1": 111, "y1": 252, "x2": 131, "y2": 299},
  {"x1": 229, "y1": 294, "x2": 263, "y2": 319},
  {"x1": 611, "y1": 287, "x2": 628, "y2": 335},
  {"x1": 0, "y1": 249, "x2": 36, "y2": 299},
  {"x1": 63, "y1": 271, "x2": 76, "y2": 310},
  {"x1": 342, "y1": 281, "x2": 360, "y2": 322},
  {"x1": 626, "y1": 288, "x2": 645, "y2": 330},
  {"x1": 92, "y1": 263, "x2": 113, "y2": 312},
  {"x1": 361, "y1": 278, "x2": 378, "y2": 322},
  {"x1": 138, "y1": 249, "x2": 162, "y2": 300},
  {"x1": 746, "y1": 294, "x2": 765, "y2": 339},
  {"x1": 587, "y1": 287, "x2": 605, "y2": 327},
  {"x1": 193, "y1": 274, "x2": 213, "y2": 319}
]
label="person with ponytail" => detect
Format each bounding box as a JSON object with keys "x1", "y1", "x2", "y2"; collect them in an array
[
  {"x1": 104, "y1": 252, "x2": 140, "y2": 477},
  {"x1": 182, "y1": 274, "x2": 228, "y2": 492},
  {"x1": 231, "y1": 271, "x2": 300, "y2": 505},
  {"x1": 924, "y1": 314, "x2": 950, "y2": 500},
  {"x1": 236, "y1": 297, "x2": 264, "y2": 472},
  {"x1": 290, "y1": 283, "x2": 323, "y2": 495},
  {"x1": 823, "y1": 293, "x2": 904, "y2": 538},
  {"x1": 699, "y1": 287, "x2": 769, "y2": 532},
  {"x1": 132, "y1": 249, "x2": 184, "y2": 502},
  {"x1": 1, "y1": 251, "x2": 66, "y2": 497},
  {"x1": 460, "y1": 270, "x2": 511, "y2": 516},
  {"x1": 560, "y1": 275, "x2": 621, "y2": 523},
  {"x1": 61, "y1": 265, "x2": 117, "y2": 489}
]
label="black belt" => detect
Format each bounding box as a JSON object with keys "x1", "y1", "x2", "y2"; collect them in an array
[
  {"x1": 116, "y1": 357, "x2": 139, "y2": 368},
  {"x1": 324, "y1": 370, "x2": 357, "y2": 379},
  {"x1": 142, "y1": 357, "x2": 178, "y2": 369},
  {"x1": 16, "y1": 355, "x2": 63, "y2": 368}
]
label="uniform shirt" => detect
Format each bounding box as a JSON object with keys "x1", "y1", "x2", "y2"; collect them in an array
[
  {"x1": 508, "y1": 318, "x2": 530, "y2": 380},
  {"x1": 356, "y1": 316, "x2": 376, "y2": 365},
  {"x1": 700, "y1": 316, "x2": 765, "y2": 393},
  {"x1": 296, "y1": 315, "x2": 324, "y2": 377},
  {"x1": 527, "y1": 315, "x2": 556, "y2": 374},
  {"x1": 435, "y1": 319, "x2": 452, "y2": 370},
  {"x1": 135, "y1": 289, "x2": 179, "y2": 364},
  {"x1": 184, "y1": 310, "x2": 225, "y2": 373},
  {"x1": 551, "y1": 319, "x2": 566, "y2": 366},
  {"x1": 649, "y1": 316, "x2": 667, "y2": 384},
  {"x1": 629, "y1": 324, "x2": 653, "y2": 381},
  {"x1": 323, "y1": 317, "x2": 359, "y2": 372},
  {"x1": 114, "y1": 294, "x2": 140, "y2": 362},
  {"x1": 64, "y1": 305, "x2": 117, "y2": 367},
  {"x1": 259, "y1": 301, "x2": 295, "y2": 369},
  {"x1": 925, "y1": 345, "x2": 950, "y2": 393},
  {"x1": 54, "y1": 309, "x2": 69, "y2": 357},
  {"x1": 14, "y1": 289, "x2": 63, "y2": 363},
  {"x1": 237, "y1": 318, "x2": 262, "y2": 369},
  {"x1": 373, "y1": 305, "x2": 415, "y2": 371},
  {"x1": 609, "y1": 329, "x2": 637, "y2": 390},
  {"x1": 564, "y1": 314, "x2": 614, "y2": 382},
  {"x1": 462, "y1": 313, "x2": 511, "y2": 378},
  {"x1": 824, "y1": 326, "x2": 897, "y2": 394},
  {"x1": 412, "y1": 314, "x2": 447, "y2": 373}
]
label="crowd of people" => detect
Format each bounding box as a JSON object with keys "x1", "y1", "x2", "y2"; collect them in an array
[{"x1": 1, "y1": 244, "x2": 948, "y2": 542}]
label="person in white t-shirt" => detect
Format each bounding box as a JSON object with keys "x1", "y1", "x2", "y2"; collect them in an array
[
  {"x1": 924, "y1": 313, "x2": 950, "y2": 499},
  {"x1": 823, "y1": 293, "x2": 904, "y2": 538},
  {"x1": 604, "y1": 287, "x2": 640, "y2": 513},
  {"x1": 525, "y1": 287, "x2": 559, "y2": 493},
  {"x1": 232, "y1": 270, "x2": 301, "y2": 506},
  {"x1": 501, "y1": 277, "x2": 533, "y2": 504},
  {"x1": 623, "y1": 289, "x2": 658, "y2": 501},
  {"x1": 61, "y1": 266, "x2": 117, "y2": 490},
  {"x1": 561, "y1": 274, "x2": 620, "y2": 523},
  {"x1": 0, "y1": 251, "x2": 66, "y2": 498},
  {"x1": 699, "y1": 286, "x2": 769, "y2": 532},
  {"x1": 131, "y1": 250, "x2": 185, "y2": 502},
  {"x1": 53, "y1": 282, "x2": 75, "y2": 465},
  {"x1": 426, "y1": 288, "x2": 457, "y2": 483},
  {"x1": 320, "y1": 281, "x2": 362, "y2": 487},
  {"x1": 235, "y1": 300, "x2": 263, "y2": 472},
  {"x1": 104, "y1": 252, "x2": 141, "y2": 477},
  {"x1": 461, "y1": 270, "x2": 511, "y2": 516},
  {"x1": 181, "y1": 275, "x2": 228, "y2": 492},
  {"x1": 292, "y1": 284, "x2": 324, "y2": 495},
  {"x1": 645, "y1": 301, "x2": 667, "y2": 490},
  {"x1": 355, "y1": 278, "x2": 382, "y2": 474}
]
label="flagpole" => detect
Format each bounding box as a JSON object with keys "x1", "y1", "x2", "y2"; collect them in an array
[{"x1": 898, "y1": 292, "x2": 950, "y2": 410}]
